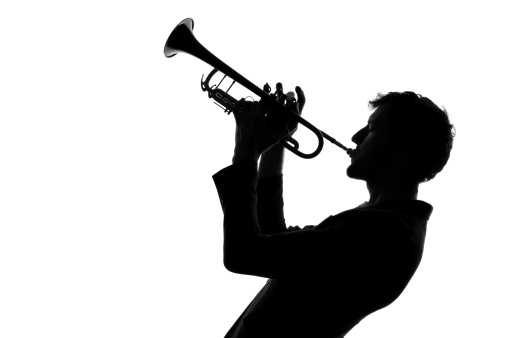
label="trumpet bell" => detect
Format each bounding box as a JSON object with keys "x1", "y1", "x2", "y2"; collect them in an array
[{"x1": 164, "y1": 18, "x2": 195, "y2": 58}]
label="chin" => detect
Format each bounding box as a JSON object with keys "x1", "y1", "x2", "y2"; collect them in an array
[{"x1": 346, "y1": 164, "x2": 365, "y2": 181}]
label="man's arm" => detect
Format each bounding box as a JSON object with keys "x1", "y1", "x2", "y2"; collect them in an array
[
  {"x1": 213, "y1": 163, "x2": 405, "y2": 281},
  {"x1": 234, "y1": 85, "x2": 295, "y2": 234},
  {"x1": 259, "y1": 143, "x2": 285, "y2": 179},
  {"x1": 257, "y1": 144, "x2": 287, "y2": 234}
]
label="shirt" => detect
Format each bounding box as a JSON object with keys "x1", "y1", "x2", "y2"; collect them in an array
[{"x1": 212, "y1": 161, "x2": 433, "y2": 338}]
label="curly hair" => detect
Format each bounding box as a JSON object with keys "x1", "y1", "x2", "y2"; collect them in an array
[{"x1": 368, "y1": 91, "x2": 455, "y2": 183}]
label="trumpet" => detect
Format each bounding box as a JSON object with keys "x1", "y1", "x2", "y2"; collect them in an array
[{"x1": 164, "y1": 18, "x2": 352, "y2": 159}]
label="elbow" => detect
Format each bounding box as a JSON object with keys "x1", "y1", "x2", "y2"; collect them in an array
[
  {"x1": 223, "y1": 237, "x2": 262, "y2": 274},
  {"x1": 223, "y1": 246, "x2": 252, "y2": 274},
  {"x1": 223, "y1": 259, "x2": 236, "y2": 273},
  {"x1": 223, "y1": 254, "x2": 241, "y2": 273},
  {"x1": 224, "y1": 259, "x2": 253, "y2": 275}
]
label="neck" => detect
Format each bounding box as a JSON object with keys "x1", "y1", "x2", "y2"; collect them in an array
[{"x1": 366, "y1": 176, "x2": 419, "y2": 204}]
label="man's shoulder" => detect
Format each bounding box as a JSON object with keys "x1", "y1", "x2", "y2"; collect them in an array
[
  {"x1": 327, "y1": 200, "x2": 431, "y2": 232},
  {"x1": 326, "y1": 206, "x2": 401, "y2": 228},
  {"x1": 320, "y1": 206, "x2": 421, "y2": 247}
]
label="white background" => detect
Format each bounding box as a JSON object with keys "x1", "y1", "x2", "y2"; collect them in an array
[{"x1": 1, "y1": 1, "x2": 506, "y2": 337}]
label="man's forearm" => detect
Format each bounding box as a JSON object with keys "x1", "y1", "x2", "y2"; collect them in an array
[{"x1": 259, "y1": 143, "x2": 285, "y2": 178}]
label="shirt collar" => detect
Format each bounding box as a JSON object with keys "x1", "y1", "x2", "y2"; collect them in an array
[{"x1": 359, "y1": 199, "x2": 433, "y2": 220}]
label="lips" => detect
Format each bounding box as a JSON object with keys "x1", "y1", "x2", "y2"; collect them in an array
[{"x1": 349, "y1": 149, "x2": 358, "y2": 159}]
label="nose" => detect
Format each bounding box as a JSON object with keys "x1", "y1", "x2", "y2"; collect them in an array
[{"x1": 351, "y1": 126, "x2": 368, "y2": 145}]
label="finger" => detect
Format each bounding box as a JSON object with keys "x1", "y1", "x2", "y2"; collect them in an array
[
  {"x1": 232, "y1": 98, "x2": 246, "y2": 120},
  {"x1": 258, "y1": 95, "x2": 272, "y2": 116},
  {"x1": 293, "y1": 101, "x2": 300, "y2": 115},
  {"x1": 286, "y1": 91, "x2": 296, "y2": 106},
  {"x1": 275, "y1": 82, "x2": 284, "y2": 103},
  {"x1": 295, "y1": 86, "x2": 306, "y2": 113},
  {"x1": 275, "y1": 82, "x2": 283, "y2": 96},
  {"x1": 233, "y1": 99, "x2": 258, "y2": 126},
  {"x1": 243, "y1": 100, "x2": 257, "y2": 119}
]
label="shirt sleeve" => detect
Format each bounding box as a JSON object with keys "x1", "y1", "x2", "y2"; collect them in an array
[
  {"x1": 212, "y1": 161, "x2": 408, "y2": 282},
  {"x1": 256, "y1": 173, "x2": 286, "y2": 234}
]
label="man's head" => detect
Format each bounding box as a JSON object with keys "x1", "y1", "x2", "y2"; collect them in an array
[{"x1": 347, "y1": 91, "x2": 455, "y2": 184}]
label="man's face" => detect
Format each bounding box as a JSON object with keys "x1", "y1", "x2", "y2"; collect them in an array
[{"x1": 346, "y1": 104, "x2": 396, "y2": 182}]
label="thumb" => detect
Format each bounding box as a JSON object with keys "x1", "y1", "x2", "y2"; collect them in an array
[{"x1": 288, "y1": 102, "x2": 300, "y2": 133}]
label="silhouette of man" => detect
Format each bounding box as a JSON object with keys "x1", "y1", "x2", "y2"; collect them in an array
[{"x1": 212, "y1": 87, "x2": 455, "y2": 338}]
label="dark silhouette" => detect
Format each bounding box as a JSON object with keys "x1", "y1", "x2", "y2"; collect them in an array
[{"x1": 212, "y1": 89, "x2": 455, "y2": 338}]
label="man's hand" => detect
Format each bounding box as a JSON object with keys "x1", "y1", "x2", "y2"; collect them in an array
[
  {"x1": 231, "y1": 85, "x2": 305, "y2": 165},
  {"x1": 279, "y1": 84, "x2": 305, "y2": 138}
]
